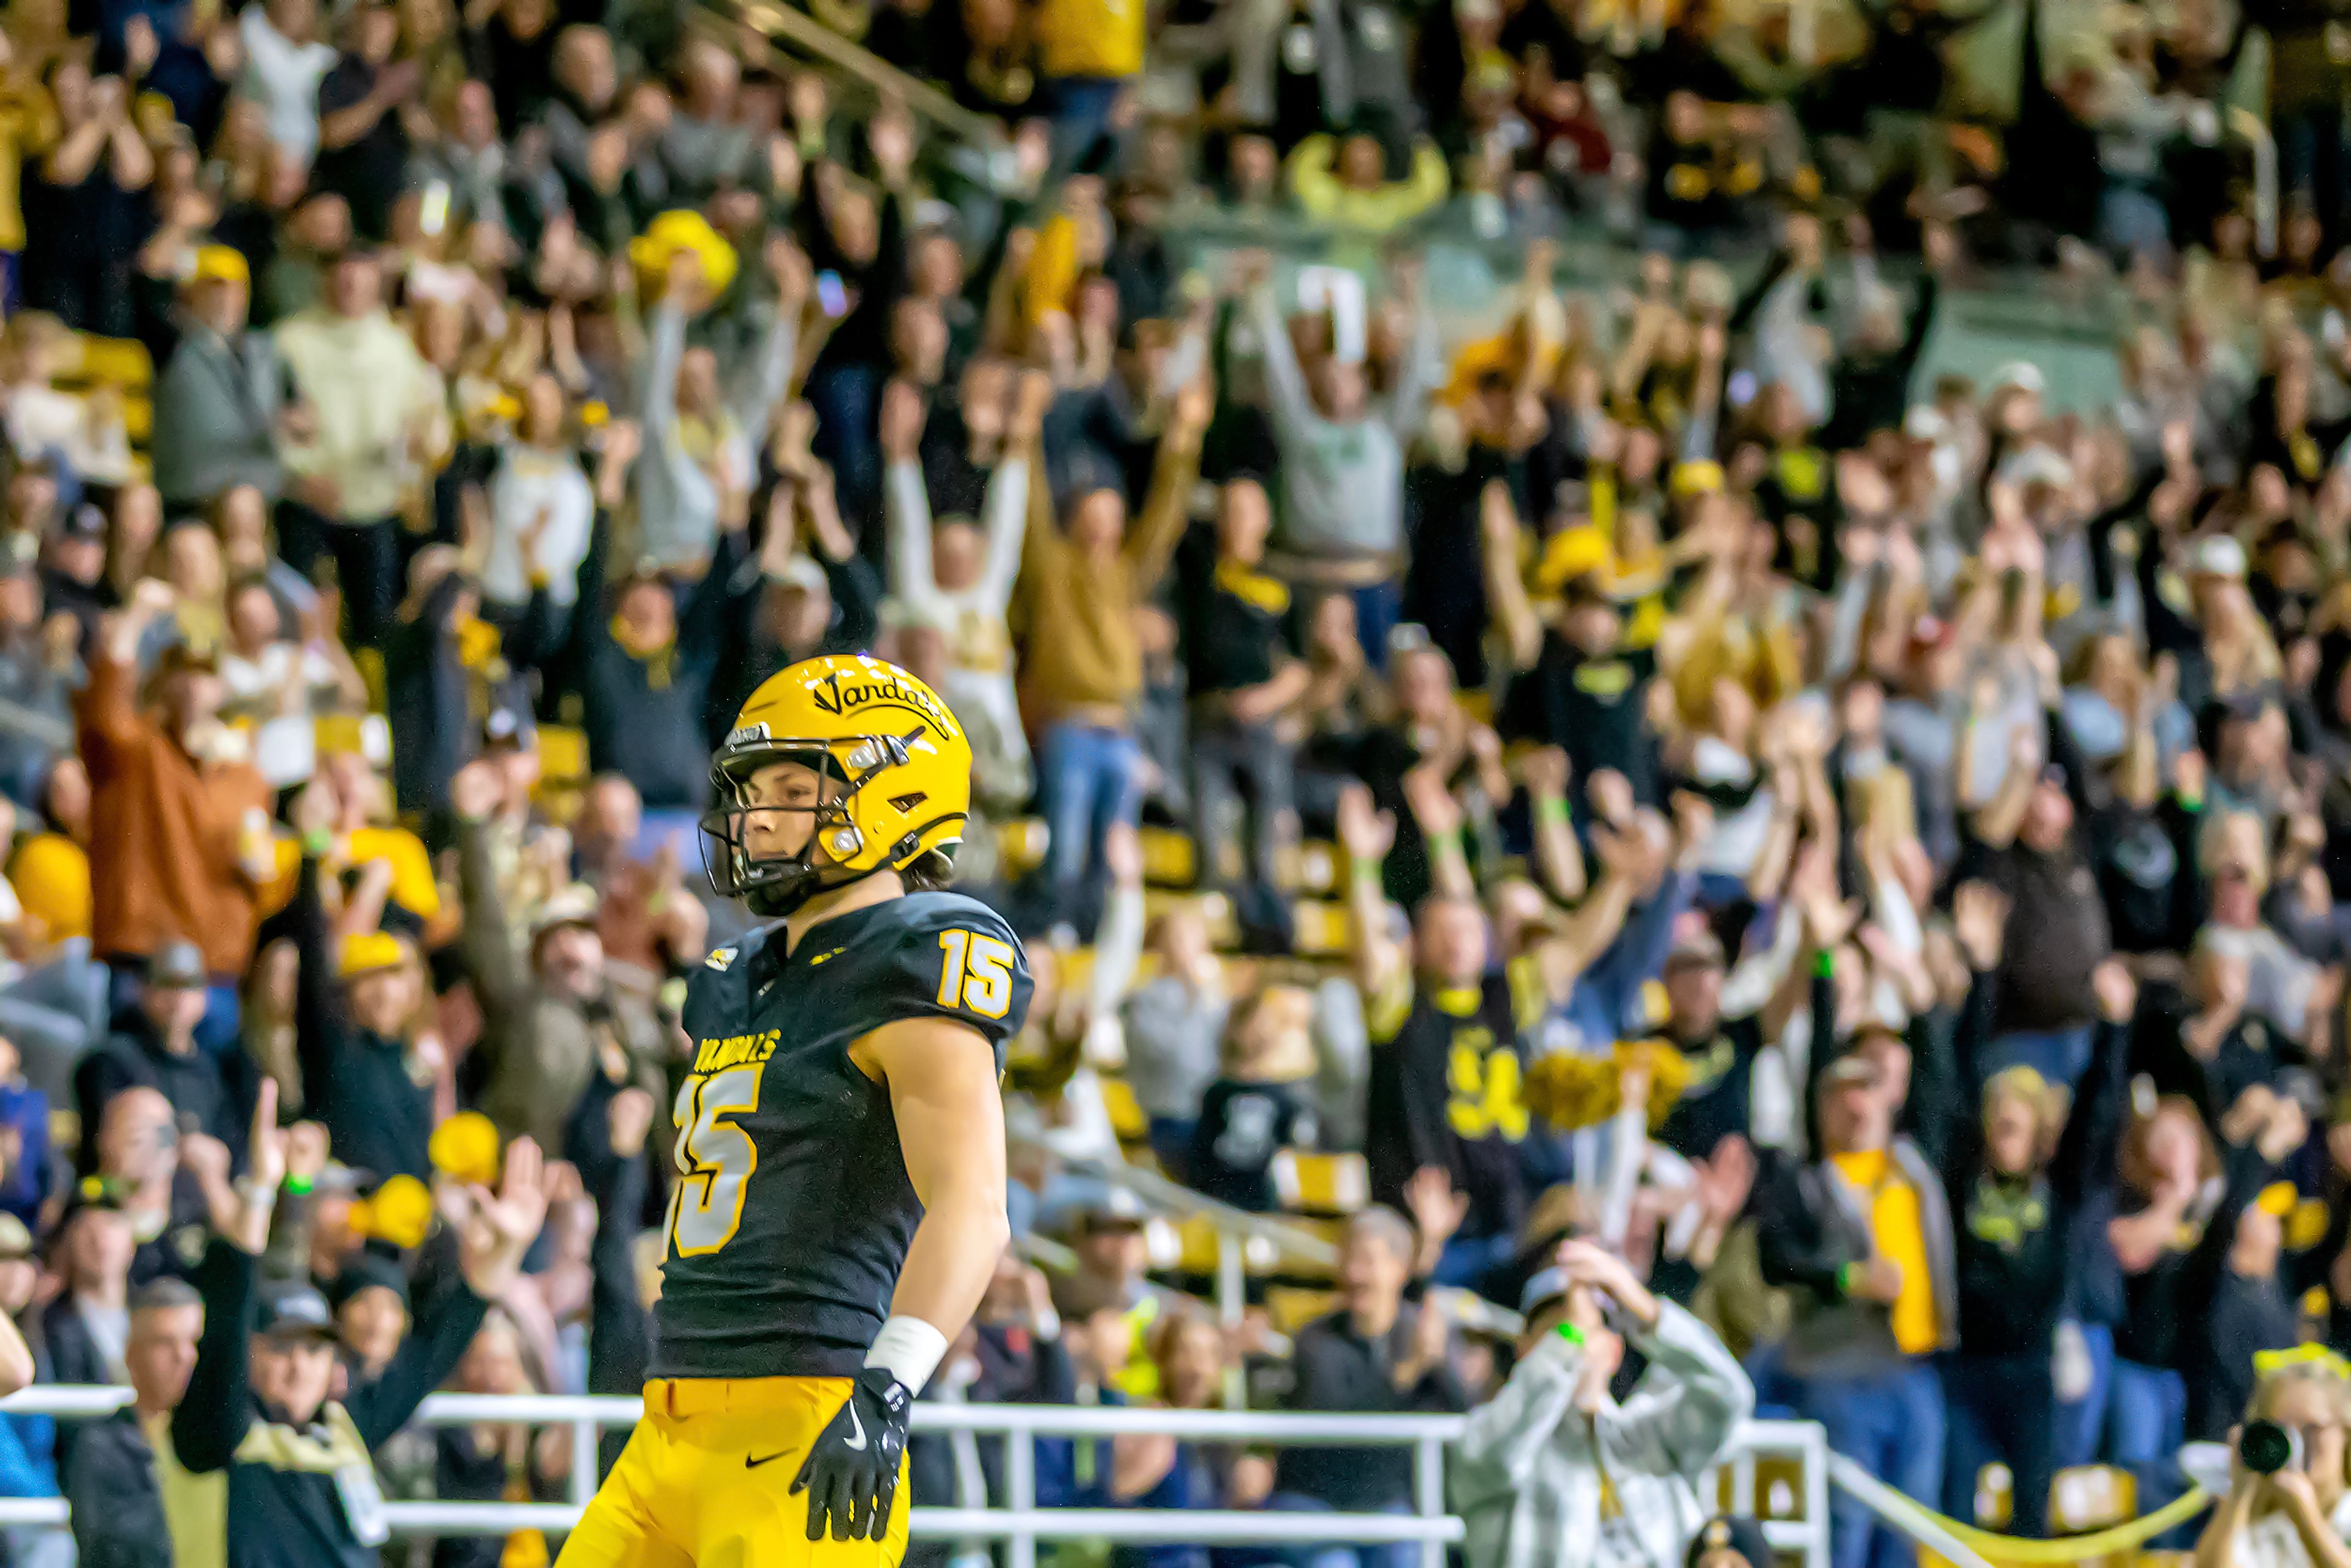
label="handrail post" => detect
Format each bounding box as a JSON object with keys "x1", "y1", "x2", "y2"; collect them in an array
[
  {"x1": 1414, "y1": 1435, "x2": 1445, "y2": 1568},
  {"x1": 1006, "y1": 1417, "x2": 1037, "y2": 1568},
  {"x1": 571, "y1": 1414, "x2": 599, "y2": 1509},
  {"x1": 1804, "y1": 1424, "x2": 1832, "y2": 1568}
]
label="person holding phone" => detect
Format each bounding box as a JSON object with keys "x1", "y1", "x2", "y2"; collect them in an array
[{"x1": 1453, "y1": 1240, "x2": 1754, "y2": 1568}]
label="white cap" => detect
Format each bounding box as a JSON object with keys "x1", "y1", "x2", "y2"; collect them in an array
[
  {"x1": 1990, "y1": 361, "x2": 2045, "y2": 396},
  {"x1": 1903, "y1": 405, "x2": 1950, "y2": 442},
  {"x1": 1999, "y1": 446, "x2": 2074, "y2": 490},
  {"x1": 768, "y1": 553, "x2": 829, "y2": 594},
  {"x1": 2192, "y1": 533, "x2": 2247, "y2": 580}
]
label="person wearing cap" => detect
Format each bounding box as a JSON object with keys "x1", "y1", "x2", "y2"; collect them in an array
[
  {"x1": 286, "y1": 782, "x2": 433, "y2": 1181},
  {"x1": 147, "y1": 241, "x2": 303, "y2": 513},
  {"x1": 326, "y1": 1251, "x2": 409, "y2": 1381},
  {"x1": 173, "y1": 1086, "x2": 550, "y2": 1568},
  {"x1": 449, "y1": 759, "x2": 667, "y2": 1155},
  {"x1": 1482, "y1": 482, "x2": 1662, "y2": 816},
  {"x1": 38, "y1": 497, "x2": 108, "y2": 655},
  {"x1": 64, "y1": 1275, "x2": 202, "y2": 1568},
  {"x1": 1452, "y1": 1239, "x2": 1752, "y2": 1568},
  {"x1": 271, "y1": 249, "x2": 452, "y2": 649},
  {"x1": 78, "y1": 580, "x2": 277, "y2": 1013},
  {"x1": 42, "y1": 1177, "x2": 137, "y2": 1397},
  {"x1": 76, "y1": 937, "x2": 262, "y2": 1163},
  {"x1": 1051, "y1": 1186, "x2": 1155, "y2": 1324},
  {"x1": 1651, "y1": 924, "x2": 1774, "y2": 1163},
  {"x1": 1749, "y1": 941, "x2": 1957, "y2": 1568}
]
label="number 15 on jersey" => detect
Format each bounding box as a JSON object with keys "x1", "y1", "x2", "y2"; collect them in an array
[{"x1": 936, "y1": 929, "x2": 1016, "y2": 1018}]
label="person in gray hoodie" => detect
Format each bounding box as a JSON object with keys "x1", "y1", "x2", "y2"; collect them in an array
[
  {"x1": 1237, "y1": 255, "x2": 1437, "y2": 651},
  {"x1": 1453, "y1": 1240, "x2": 1754, "y2": 1568},
  {"x1": 633, "y1": 236, "x2": 804, "y2": 566}
]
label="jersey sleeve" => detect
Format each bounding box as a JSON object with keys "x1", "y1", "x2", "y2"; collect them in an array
[
  {"x1": 877, "y1": 898, "x2": 1034, "y2": 1070},
  {"x1": 1364, "y1": 970, "x2": 1418, "y2": 1044}
]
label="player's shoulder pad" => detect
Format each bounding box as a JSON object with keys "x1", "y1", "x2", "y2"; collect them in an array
[{"x1": 866, "y1": 891, "x2": 1034, "y2": 1049}]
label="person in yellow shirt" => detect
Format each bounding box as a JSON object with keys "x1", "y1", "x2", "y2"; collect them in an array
[
  {"x1": 1752, "y1": 1011, "x2": 1955, "y2": 1568},
  {"x1": 1029, "y1": 0, "x2": 1141, "y2": 167}
]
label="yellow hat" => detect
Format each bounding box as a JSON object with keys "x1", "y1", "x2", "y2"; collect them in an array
[
  {"x1": 626, "y1": 210, "x2": 738, "y2": 304},
  {"x1": 350, "y1": 1174, "x2": 433, "y2": 1250},
  {"x1": 429, "y1": 1111, "x2": 502, "y2": 1187},
  {"x1": 337, "y1": 930, "x2": 405, "y2": 980},
  {"x1": 189, "y1": 244, "x2": 250, "y2": 287},
  {"x1": 1669, "y1": 459, "x2": 1725, "y2": 499},
  {"x1": 1533, "y1": 523, "x2": 1611, "y2": 595}
]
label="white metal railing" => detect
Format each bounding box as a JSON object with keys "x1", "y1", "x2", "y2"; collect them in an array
[{"x1": 0, "y1": 1389, "x2": 1829, "y2": 1568}]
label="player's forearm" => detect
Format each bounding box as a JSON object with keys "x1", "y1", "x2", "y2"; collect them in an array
[{"x1": 889, "y1": 1187, "x2": 1009, "y2": 1342}]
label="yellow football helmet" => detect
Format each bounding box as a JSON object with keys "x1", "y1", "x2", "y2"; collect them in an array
[{"x1": 701, "y1": 655, "x2": 972, "y2": 915}]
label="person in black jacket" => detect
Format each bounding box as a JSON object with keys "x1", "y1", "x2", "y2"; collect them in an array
[
  {"x1": 575, "y1": 491, "x2": 763, "y2": 816},
  {"x1": 569, "y1": 1079, "x2": 656, "y2": 1472},
  {"x1": 41, "y1": 1180, "x2": 138, "y2": 1476},
  {"x1": 171, "y1": 1082, "x2": 552, "y2": 1568},
  {"x1": 1933, "y1": 883, "x2": 2134, "y2": 1536},
  {"x1": 67, "y1": 1276, "x2": 203, "y2": 1568},
  {"x1": 73, "y1": 940, "x2": 260, "y2": 1172},
  {"x1": 285, "y1": 787, "x2": 433, "y2": 1183},
  {"x1": 1819, "y1": 223, "x2": 1948, "y2": 451},
  {"x1": 1268, "y1": 1206, "x2": 1468, "y2": 1558}
]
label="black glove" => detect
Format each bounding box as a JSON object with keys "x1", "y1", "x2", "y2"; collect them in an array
[{"x1": 790, "y1": 1367, "x2": 913, "y2": 1541}]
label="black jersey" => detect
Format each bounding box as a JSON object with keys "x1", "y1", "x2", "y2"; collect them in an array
[
  {"x1": 1362, "y1": 961, "x2": 1543, "y2": 1244},
  {"x1": 653, "y1": 891, "x2": 1032, "y2": 1380}
]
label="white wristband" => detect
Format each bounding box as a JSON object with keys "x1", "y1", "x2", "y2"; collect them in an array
[{"x1": 865, "y1": 1316, "x2": 950, "y2": 1395}]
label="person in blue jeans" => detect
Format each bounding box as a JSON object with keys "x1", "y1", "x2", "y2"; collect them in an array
[
  {"x1": 1933, "y1": 906, "x2": 2137, "y2": 1535},
  {"x1": 2083, "y1": 1093, "x2": 2255, "y2": 1535},
  {"x1": 1038, "y1": 721, "x2": 1142, "y2": 915},
  {"x1": 1753, "y1": 977, "x2": 1960, "y2": 1568}
]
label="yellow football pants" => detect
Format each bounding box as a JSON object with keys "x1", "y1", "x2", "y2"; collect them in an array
[{"x1": 556, "y1": 1376, "x2": 913, "y2": 1568}]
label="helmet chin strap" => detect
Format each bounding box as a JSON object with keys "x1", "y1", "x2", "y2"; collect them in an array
[
  {"x1": 744, "y1": 855, "x2": 888, "y2": 918},
  {"x1": 740, "y1": 808, "x2": 890, "y2": 918}
]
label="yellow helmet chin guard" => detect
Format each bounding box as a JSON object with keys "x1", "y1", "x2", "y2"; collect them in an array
[{"x1": 700, "y1": 655, "x2": 972, "y2": 915}]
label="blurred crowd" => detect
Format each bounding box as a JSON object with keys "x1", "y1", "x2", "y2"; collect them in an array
[{"x1": 0, "y1": 0, "x2": 2343, "y2": 1558}]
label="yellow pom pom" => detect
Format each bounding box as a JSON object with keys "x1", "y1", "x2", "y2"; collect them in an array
[
  {"x1": 358, "y1": 1174, "x2": 435, "y2": 1250},
  {"x1": 626, "y1": 211, "x2": 740, "y2": 310},
  {"x1": 1522, "y1": 1040, "x2": 1692, "y2": 1131},
  {"x1": 430, "y1": 1112, "x2": 503, "y2": 1188}
]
